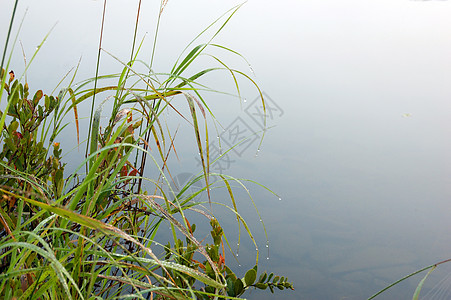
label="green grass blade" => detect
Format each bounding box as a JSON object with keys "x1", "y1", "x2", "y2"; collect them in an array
[{"x1": 412, "y1": 265, "x2": 436, "y2": 300}]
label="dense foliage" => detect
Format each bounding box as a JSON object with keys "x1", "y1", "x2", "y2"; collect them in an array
[{"x1": 0, "y1": 2, "x2": 293, "y2": 299}]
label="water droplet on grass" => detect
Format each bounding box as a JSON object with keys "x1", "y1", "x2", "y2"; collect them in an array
[
  {"x1": 249, "y1": 65, "x2": 255, "y2": 75},
  {"x1": 278, "y1": 197, "x2": 282, "y2": 201},
  {"x1": 255, "y1": 149, "x2": 261, "y2": 157}
]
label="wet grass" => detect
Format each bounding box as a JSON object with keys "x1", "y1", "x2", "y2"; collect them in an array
[{"x1": 0, "y1": 1, "x2": 293, "y2": 299}]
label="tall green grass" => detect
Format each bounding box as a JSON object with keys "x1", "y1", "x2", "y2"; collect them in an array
[{"x1": 0, "y1": 1, "x2": 293, "y2": 299}]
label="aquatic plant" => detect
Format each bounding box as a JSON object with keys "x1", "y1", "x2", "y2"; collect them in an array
[{"x1": 0, "y1": 1, "x2": 293, "y2": 299}]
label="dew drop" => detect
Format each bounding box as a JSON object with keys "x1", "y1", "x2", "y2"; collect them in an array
[
  {"x1": 278, "y1": 197, "x2": 282, "y2": 201},
  {"x1": 255, "y1": 247, "x2": 258, "y2": 251},
  {"x1": 243, "y1": 98, "x2": 247, "y2": 103},
  {"x1": 216, "y1": 135, "x2": 220, "y2": 139},
  {"x1": 249, "y1": 65, "x2": 255, "y2": 75},
  {"x1": 238, "y1": 264, "x2": 242, "y2": 267},
  {"x1": 266, "y1": 257, "x2": 270, "y2": 260},
  {"x1": 236, "y1": 253, "x2": 239, "y2": 257},
  {"x1": 266, "y1": 244, "x2": 269, "y2": 248}
]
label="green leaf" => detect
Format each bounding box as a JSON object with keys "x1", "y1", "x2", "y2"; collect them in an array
[
  {"x1": 244, "y1": 268, "x2": 257, "y2": 286},
  {"x1": 255, "y1": 283, "x2": 267, "y2": 290},
  {"x1": 258, "y1": 271, "x2": 267, "y2": 283},
  {"x1": 44, "y1": 95, "x2": 50, "y2": 110},
  {"x1": 283, "y1": 282, "x2": 293, "y2": 289},
  {"x1": 234, "y1": 278, "x2": 244, "y2": 296},
  {"x1": 226, "y1": 276, "x2": 235, "y2": 296},
  {"x1": 54, "y1": 168, "x2": 64, "y2": 197},
  {"x1": 172, "y1": 44, "x2": 204, "y2": 78},
  {"x1": 5, "y1": 137, "x2": 16, "y2": 152}
]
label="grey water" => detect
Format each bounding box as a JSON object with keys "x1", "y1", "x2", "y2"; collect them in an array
[{"x1": 2, "y1": 1, "x2": 451, "y2": 299}]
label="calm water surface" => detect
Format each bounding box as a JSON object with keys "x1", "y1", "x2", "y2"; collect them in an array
[{"x1": 2, "y1": 1, "x2": 451, "y2": 299}]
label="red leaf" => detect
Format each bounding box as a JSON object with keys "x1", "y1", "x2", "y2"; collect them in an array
[{"x1": 120, "y1": 165, "x2": 128, "y2": 177}]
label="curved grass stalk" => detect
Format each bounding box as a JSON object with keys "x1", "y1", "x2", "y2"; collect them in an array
[
  {"x1": 169, "y1": 170, "x2": 271, "y2": 265},
  {"x1": 205, "y1": 200, "x2": 260, "y2": 263},
  {"x1": 168, "y1": 3, "x2": 246, "y2": 87},
  {"x1": 368, "y1": 258, "x2": 451, "y2": 300}
]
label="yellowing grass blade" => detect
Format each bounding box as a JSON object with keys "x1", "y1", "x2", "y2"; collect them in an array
[
  {"x1": 412, "y1": 266, "x2": 436, "y2": 300},
  {"x1": 184, "y1": 92, "x2": 210, "y2": 202},
  {"x1": 68, "y1": 88, "x2": 80, "y2": 146}
]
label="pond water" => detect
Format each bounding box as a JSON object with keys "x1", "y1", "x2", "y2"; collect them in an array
[{"x1": 2, "y1": 1, "x2": 451, "y2": 299}]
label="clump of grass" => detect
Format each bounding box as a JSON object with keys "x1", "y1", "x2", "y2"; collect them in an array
[{"x1": 0, "y1": 1, "x2": 293, "y2": 299}]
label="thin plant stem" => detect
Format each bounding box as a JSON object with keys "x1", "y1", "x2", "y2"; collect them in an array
[
  {"x1": 136, "y1": 0, "x2": 166, "y2": 193},
  {"x1": 368, "y1": 258, "x2": 451, "y2": 299},
  {"x1": 0, "y1": 0, "x2": 19, "y2": 71},
  {"x1": 85, "y1": 0, "x2": 107, "y2": 164}
]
